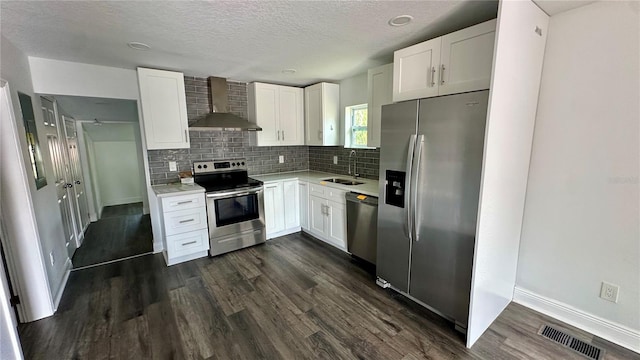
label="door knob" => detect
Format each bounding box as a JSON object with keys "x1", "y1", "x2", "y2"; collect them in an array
[{"x1": 65, "y1": 183, "x2": 73, "y2": 188}]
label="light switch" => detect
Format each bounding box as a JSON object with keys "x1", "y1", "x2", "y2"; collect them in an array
[
  {"x1": 333, "y1": 156, "x2": 338, "y2": 165},
  {"x1": 278, "y1": 155, "x2": 284, "y2": 164},
  {"x1": 169, "y1": 161, "x2": 177, "y2": 171}
]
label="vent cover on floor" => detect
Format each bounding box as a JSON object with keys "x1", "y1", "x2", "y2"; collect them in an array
[{"x1": 538, "y1": 325, "x2": 604, "y2": 360}]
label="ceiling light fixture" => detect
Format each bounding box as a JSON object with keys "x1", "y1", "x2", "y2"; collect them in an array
[
  {"x1": 282, "y1": 69, "x2": 297, "y2": 74},
  {"x1": 127, "y1": 41, "x2": 151, "y2": 51},
  {"x1": 388, "y1": 15, "x2": 413, "y2": 27}
]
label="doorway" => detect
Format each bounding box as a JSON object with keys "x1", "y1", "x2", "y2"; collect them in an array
[{"x1": 48, "y1": 95, "x2": 153, "y2": 268}]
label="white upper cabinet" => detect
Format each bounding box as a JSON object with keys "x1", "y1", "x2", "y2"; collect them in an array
[
  {"x1": 137, "y1": 67, "x2": 190, "y2": 150},
  {"x1": 393, "y1": 19, "x2": 497, "y2": 102},
  {"x1": 248, "y1": 82, "x2": 304, "y2": 146},
  {"x1": 304, "y1": 82, "x2": 340, "y2": 146},
  {"x1": 393, "y1": 37, "x2": 441, "y2": 102},
  {"x1": 439, "y1": 19, "x2": 497, "y2": 95},
  {"x1": 367, "y1": 63, "x2": 393, "y2": 148}
]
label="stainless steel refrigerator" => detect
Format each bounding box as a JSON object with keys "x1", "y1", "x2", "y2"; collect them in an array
[{"x1": 376, "y1": 90, "x2": 489, "y2": 334}]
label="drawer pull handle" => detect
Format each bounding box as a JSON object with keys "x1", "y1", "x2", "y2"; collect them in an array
[
  {"x1": 179, "y1": 219, "x2": 195, "y2": 224},
  {"x1": 176, "y1": 200, "x2": 193, "y2": 205},
  {"x1": 182, "y1": 241, "x2": 197, "y2": 246}
]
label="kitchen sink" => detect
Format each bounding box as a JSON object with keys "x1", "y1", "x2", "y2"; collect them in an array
[{"x1": 322, "y1": 178, "x2": 364, "y2": 186}]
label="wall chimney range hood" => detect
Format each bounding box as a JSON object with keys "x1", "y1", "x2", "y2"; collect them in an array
[{"x1": 189, "y1": 77, "x2": 262, "y2": 131}]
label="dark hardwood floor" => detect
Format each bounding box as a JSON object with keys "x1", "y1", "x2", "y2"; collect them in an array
[
  {"x1": 71, "y1": 202, "x2": 153, "y2": 268},
  {"x1": 21, "y1": 233, "x2": 638, "y2": 360}
]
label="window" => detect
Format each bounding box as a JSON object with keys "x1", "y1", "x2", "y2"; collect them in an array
[{"x1": 345, "y1": 103, "x2": 368, "y2": 148}]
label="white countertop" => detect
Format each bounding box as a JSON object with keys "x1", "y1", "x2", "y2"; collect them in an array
[
  {"x1": 252, "y1": 170, "x2": 380, "y2": 197},
  {"x1": 151, "y1": 183, "x2": 205, "y2": 197}
]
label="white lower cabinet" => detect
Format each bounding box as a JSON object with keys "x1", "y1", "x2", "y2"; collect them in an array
[
  {"x1": 264, "y1": 180, "x2": 300, "y2": 239},
  {"x1": 299, "y1": 181, "x2": 309, "y2": 230},
  {"x1": 158, "y1": 192, "x2": 209, "y2": 266},
  {"x1": 307, "y1": 192, "x2": 347, "y2": 250},
  {"x1": 326, "y1": 200, "x2": 346, "y2": 249}
]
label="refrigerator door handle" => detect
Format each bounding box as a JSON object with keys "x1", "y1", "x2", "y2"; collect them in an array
[
  {"x1": 405, "y1": 135, "x2": 417, "y2": 241},
  {"x1": 412, "y1": 135, "x2": 425, "y2": 241}
]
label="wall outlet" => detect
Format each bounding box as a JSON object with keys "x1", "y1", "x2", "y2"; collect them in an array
[
  {"x1": 600, "y1": 281, "x2": 619, "y2": 303},
  {"x1": 333, "y1": 156, "x2": 338, "y2": 165},
  {"x1": 49, "y1": 252, "x2": 55, "y2": 266},
  {"x1": 169, "y1": 161, "x2": 177, "y2": 172},
  {"x1": 278, "y1": 155, "x2": 284, "y2": 164}
]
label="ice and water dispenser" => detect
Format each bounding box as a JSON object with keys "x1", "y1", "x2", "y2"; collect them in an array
[{"x1": 385, "y1": 170, "x2": 406, "y2": 208}]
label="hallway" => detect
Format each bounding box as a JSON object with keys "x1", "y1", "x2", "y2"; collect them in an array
[{"x1": 71, "y1": 203, "x2": 153, "y2": 268}]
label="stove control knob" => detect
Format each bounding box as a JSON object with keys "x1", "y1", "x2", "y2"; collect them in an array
[
  {"x1": 232, "y1": 162, "x2": 237, "y2": 166},
  {"x1": 203, "y1": 164, "x2": 208, "y2": 169},
  {"x1": 197, "y1": 165, "x2": 202, "y2": 169},
  {"x1": 241, "y1": 162, "x2": 245, "y2": 166}
]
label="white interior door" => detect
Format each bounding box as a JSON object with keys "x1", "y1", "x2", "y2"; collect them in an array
[
  {"x1": 63, "y1": 117, "x2": 89, "y2": 237},
  {"x1": 42, "y1": 99, "x2": 76, "y2": 259},
  {"x1": 46, "y1": 133, "x2": 76, "y2": 259}
]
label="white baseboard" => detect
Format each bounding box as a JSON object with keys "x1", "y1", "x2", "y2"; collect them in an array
[
  {"x1": 52, "y1": 259, "x2": 72, "y2": 311},
  {"x1": 266, "y1": 227, "x2": 301, "y2": 240},
  {"x1": 513, "y1": 287, "x2": 640, "y2": 353},
  {"x1": 153, "y1": 241, "x2": 163, "y2": 254},
  {"x1": 102, "y1": 196, "x2": 143, "y2": 207}
]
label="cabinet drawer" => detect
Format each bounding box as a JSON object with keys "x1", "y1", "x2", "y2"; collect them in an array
[
  {"x1": 309, "y1": 183, "x2": 327, "y2": 197},
  {"x1": 167, "y1": 229, "x2": 209, "y2": 259},
  {"x1": 163, "y1": 207, "x2": 207, "y2": 236},
  {"x1": 161, "y1": 193, "x2": 205, "y2": 212},
  {"x1": 326, "y1": 188, "x2": 346, "y2": 204}
]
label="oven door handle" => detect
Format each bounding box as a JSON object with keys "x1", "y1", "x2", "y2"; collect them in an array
[{"x1": 206, "y1": 186, "x2": 263, "y2": 199}]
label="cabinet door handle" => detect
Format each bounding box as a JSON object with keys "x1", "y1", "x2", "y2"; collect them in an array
[
  {"x1": 440, "y1": 64, "x2": 445, "y2": 85},
  {"x1": 318, "y1": 130, "x2": 322, "y2": 141},
  {"x1": 282, "y1": 130, "x2": 285, "y2": 141},
  {"x1": 185, "y1": 129, "x2": 188, "y2": 142},
  {"x1": 277, "y1": 130, "x2": 280, "y2": 141},
  {"x1": 181, "y1": 240, "x2": 197, "y2": 246},
  {"x1": 176, "y1": 200, "x2": 193, "y2": 205},
  {"x1": 179, "y1": 218, "x2": 195, "y2": 224},
  {"x1": 430, "y1": 66, "x2": 436, "y2": 87}
]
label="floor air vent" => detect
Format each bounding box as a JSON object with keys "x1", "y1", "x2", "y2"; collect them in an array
[{"x1": 538, "y1": 325, "x2": 603, "y2": 360}]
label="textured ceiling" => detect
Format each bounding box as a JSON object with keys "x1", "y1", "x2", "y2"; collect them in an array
[
  {"x1": 1, "y1": 1, "x2": 498, "y2": 86},
  {"x1": 55, "y1": 96, "x2": 138, "y2": 122}
]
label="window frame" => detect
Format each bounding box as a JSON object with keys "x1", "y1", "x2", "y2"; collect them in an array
[{"x1": 344, "y1": 103, "x2": 372, "y2": 149}]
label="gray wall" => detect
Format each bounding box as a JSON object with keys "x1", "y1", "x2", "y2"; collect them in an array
[{"x1": 147, "y1": 76, "x2": 379, "y2": 185}]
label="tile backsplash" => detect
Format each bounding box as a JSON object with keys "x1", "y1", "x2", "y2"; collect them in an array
[
  {"x1": 147, "y1": 76, "x2": 379, "y2": 185},
  {"x1": 309, "y1": 146, "x2": 379, "y2": 180}
]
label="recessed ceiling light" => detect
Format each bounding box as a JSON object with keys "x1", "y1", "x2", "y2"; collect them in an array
[
  {"x1": 282, "y1": 69, "x2": 297, "y2": 74},
  {"x1": 127, "y1": 42, "x2": 150, "y2": 51},
  {"x1": 388, "y1": 15, "x2": 413, "y2": 27}
]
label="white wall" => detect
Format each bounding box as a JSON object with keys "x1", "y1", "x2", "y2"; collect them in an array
[
  {"x1": 29, "y1": 57, "x2": 140, "y2": 100},
  {"x1": 0, "y1": 37, "x2": 65, "y2": 321},
  {"x1": 84, "y1": 123, "x2": 143, "y2": 208},
  {"x1": 93, "y1": 141, "x2": 143, "y2": 206},
  {"x1": 515, "y1": 1, "x2": 639, "y2": 352},
  {"x1": 339, "y1": 72, "x2": 368, "y2": 145},
  {"x1": 467, "y1": 0, "x2": 549, "y2": 347}
]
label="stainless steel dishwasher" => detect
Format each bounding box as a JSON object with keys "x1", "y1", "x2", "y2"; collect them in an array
[{"x1": 346, "y1": 192, "x2": 378, "y2": 265}]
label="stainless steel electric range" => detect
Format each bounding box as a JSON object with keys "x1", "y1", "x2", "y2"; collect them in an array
[{"x1": 192, "y1": 159, "x2": 266, "y2": 256}]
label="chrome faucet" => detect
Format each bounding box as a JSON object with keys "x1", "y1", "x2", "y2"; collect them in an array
[{"x1": 348, "y1": 150, "x2": 359, "y2": 178}]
